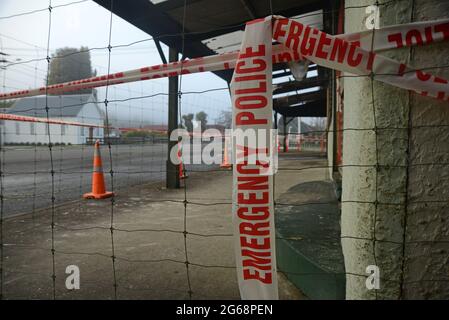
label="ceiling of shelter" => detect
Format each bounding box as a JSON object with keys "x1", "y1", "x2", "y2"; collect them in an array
[{"x1": 153, "y1": 0, "x2": 322, "y2": 31}]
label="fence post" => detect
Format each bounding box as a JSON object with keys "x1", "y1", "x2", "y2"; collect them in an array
[{"x1": 166, "y1": 47, "x2": 180, "y2": 189}]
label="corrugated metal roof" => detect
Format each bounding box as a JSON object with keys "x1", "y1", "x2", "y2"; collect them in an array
[
  {"x1": 7, "y1": 94, "x2": 94, "y2": 118},
  {"x1": 201, "y1": 10, "x2": 323, "y2": 54}
]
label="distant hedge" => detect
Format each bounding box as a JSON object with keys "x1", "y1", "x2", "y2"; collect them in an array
[{"x1": 124, "y1": 130, "x2": 165, "y2": 138}]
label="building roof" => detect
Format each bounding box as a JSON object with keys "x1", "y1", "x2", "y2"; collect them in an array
[
  {"x1": 94, "y1": 0, "x2": 325, "y2": 82},
  {"x1": 7, "y1": 94, "x2": 94, "y2": 118}
]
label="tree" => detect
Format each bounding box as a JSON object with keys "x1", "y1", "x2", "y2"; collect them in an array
[
  {"x1": 216, "y1": 110, "x2": 232, "y2": 129},
  {"x1": 195, "y1": 111, "x2": 208, "y2": 132},
  {"x1": 182, "y1": 113, "x2": 194, "y2": 132},
  {"x1": 310, "y1": 117, "x2": 326, "y2": 131},
  {"x1": 47, "y1": 46, "x2": 96, "y2": 94},
  {"x1": 0, "y1": 100, "x2": 14, "y2": 109},
  {"x1": 124, "y1": 130, "x2": 151, "y2": 138}
]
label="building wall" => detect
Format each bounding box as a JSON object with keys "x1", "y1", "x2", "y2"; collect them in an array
[
  {"x1": 75, "y1": 98, "x2": 104, "y2": 144},
  {"x1": 1, "y1": 121, "x2": 78, "y2": 145},
  {"x1": 1, "y1": 101, "x2": 104, "y2": 145},
  {"x1": 342, "y1": 0, "x2": 449, "y2": 299}
]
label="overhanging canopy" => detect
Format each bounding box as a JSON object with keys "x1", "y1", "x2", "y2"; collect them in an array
[{"x1": 93, "y1": 0, "x2": 332, "y2": 117}]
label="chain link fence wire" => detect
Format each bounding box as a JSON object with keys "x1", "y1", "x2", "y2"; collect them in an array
[{"x1": 0, "y1": 0, "x2": 447, "y2": 300}]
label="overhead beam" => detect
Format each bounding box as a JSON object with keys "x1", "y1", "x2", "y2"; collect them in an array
[
  {"x1": 274, "y1": 100, "x2": 327, "y2": 117},
  {"x1": 273, "y1": 77, "x2": 327, "y2": 96},
  {"x1": 154, "y1": 40, "x2": 167, "y2": 64},
  {"x1": 273, "y1": 65, "x2": 318, "y2": 79},
  {"x1": 273, "y1": 70, "x2": 292, "y2": 79},
  {"x1": 240, "y1": 0, "x2": 257, "y2": 19},
  {"x1": 273, "y1": 90, "x2": 325, "y2": 108},
  {"x1": 317, "y1": 0, "x2": 334, "y2": 82}
]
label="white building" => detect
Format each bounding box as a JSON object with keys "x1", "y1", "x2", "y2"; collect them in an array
[{"x1": 1, "y1": 94, "x2": 104, "y2": 145}]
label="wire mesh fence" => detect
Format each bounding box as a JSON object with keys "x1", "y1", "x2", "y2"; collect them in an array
[{"x1": 0, "y1": 0, "x2": 448, "y2": 300}]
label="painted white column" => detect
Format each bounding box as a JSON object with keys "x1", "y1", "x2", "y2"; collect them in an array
[{"x1": 342, "y1": 0, "x2": 449, "y2": 299}]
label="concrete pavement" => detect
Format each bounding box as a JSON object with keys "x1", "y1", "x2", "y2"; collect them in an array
[
  {"x1": 1, "y1": 153, "x2": 323, "y2": 299},
  {"x1": 1, "y1": 142, "x2": 216, "y2": 217}
]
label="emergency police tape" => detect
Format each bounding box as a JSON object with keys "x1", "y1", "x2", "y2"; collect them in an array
[
  {"x1": 273, "y1": 16, "x2": 449, "y2": 101},
  {"x1": 1, "y1": 17, "x2": 448, "y2": 101},
  {"x1": 339, "y1": 17, "x2": 449, "y2": 52},
  {"x1": 231, "y1": 16, "x2": 278, "y2": 300}
]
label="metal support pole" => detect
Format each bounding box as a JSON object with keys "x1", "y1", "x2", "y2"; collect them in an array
[
  {"x1": 283, "y1": 116, "x2": 287, "y2": 153},
  {"x1": 166, "y1": 47, "x2": 180, "y2": 189},
  {"x1": 154, "y1": 40, "x2": 167, "y2": 65},
  {"x1": 322, "y1": 0, "x2": 340, "y2": 176},
  {"x1": 330, "y1": 1, "x2": 340, "y2": 175}
]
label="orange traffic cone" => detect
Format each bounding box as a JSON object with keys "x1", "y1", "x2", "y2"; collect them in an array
[
  {"x1": 178, "y1": 141, "x2": 187, "y2": 179},
  {"x1": 221, "y1": 136, "x2": 232, "y2": 169},
  {"x1": 83, "y1": 140, "x2": 114, "y2": 199}
]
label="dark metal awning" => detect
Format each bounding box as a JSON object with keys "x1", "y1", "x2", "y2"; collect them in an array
[{"x1": 93, "y1": 0, "x2": 334, "y2": 117}]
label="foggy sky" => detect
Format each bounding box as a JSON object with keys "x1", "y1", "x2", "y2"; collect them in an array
[{"x1": 0, "y1": 0, "x2": 232, "y2": 127}]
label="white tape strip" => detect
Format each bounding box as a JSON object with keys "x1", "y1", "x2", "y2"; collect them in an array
[
  {"x1": 231, "y1": 16, "x2": 278, "y2": 300},
  {"x1": 0, "y1": 45, "x2": 297, "y2": 101},
  {"x1": 273, "y1": 17, "x2": 449, "y2": 101},
  {"x1": 1, "y1": 17, "x2": 448, "y2": 101},
  {"x1": 0, "y1": 113, "x2": 104, "y2": 127},
  {"x1": 339, "y1": 18, "x2": 449, "y2": 52}
]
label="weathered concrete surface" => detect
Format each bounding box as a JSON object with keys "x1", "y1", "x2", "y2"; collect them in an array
[
  {"x1": 403, "y1": 0, "x2": 449, "y2": 300},
  {"x1": 342, "y1": 0, "x2": 449, "y2": 299},
  {"x1": 2, "y1": 155, "x2": 309, "y2": 300}
]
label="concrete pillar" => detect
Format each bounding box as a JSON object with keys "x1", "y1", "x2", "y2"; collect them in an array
[
  {"x1": 166, "y1": 47, "x2": 180, "y2": 189},
  {"x1": 342, "y1": 0, "x2": 449, "y2": 299}
]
